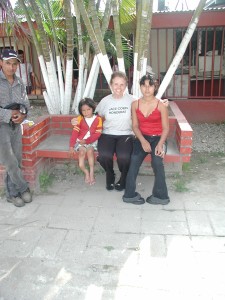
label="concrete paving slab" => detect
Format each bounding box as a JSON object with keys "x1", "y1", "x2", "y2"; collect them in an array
[
  {"x1": 186, "y1": 210, "x2": 214, "y2": 235},
  {"x1": 0, "y1": 152, "x2": 225, "y2": 300}
]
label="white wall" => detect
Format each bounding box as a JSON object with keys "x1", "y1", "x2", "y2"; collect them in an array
[{"x1": 149, "y1": 28, "x2": 174, "y2": 77}]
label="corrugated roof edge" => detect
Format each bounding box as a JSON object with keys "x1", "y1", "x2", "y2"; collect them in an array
[{"x1": 154, "y1": 6, "x2": 225, "y2": 13}]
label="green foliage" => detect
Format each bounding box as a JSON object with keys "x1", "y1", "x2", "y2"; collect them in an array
[
  {"x1": 64, "y1": 161, "x2": 104, "y2": 176},
  {"x1": 64, "y1": 162, "x2": 78, "y2": 175},
  {"x1": 104, "y1": 29, "x2": 133, "y2": 69},
  {"x1": 198, "y1": 156, "x2": 208, "y2": 164},
  {"x1": 0, "y1": 188, "x2": 5, "y2": 198},
  {"x1": 39, "y1": 171, "x2": 54, "y2": 191},
  {"x1": 173, "y1": 173, "x2": 189, "y2": 193},
  {"x1": 104, "y1": 246, "x2": 114, "y2": 252},
  {"x1": 119, "y1": 0, "x2": 136, "y2": 35},
  {"x1": 14, "y1": 0, "x2": 67, "y2": 48},
  {"x1": 210, "y1": 152, "x2": 225, "y2": 158},
  {"x1": 173, "y1": 162, "x2": 192, "y2": 192},
  {"x1": 11, "y1": 0, "x2": 136, "y2": 68},
  {"x1": 182, "y1": 162, "x2": 191, "y2": 172}
]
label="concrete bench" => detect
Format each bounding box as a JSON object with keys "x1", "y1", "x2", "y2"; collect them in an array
[
  {"x1": 35, "y1": 134, "x2": 179, "y2": 161},
  {"x1": 0, "y1": 102, "x2": 193, "y2": 191}
]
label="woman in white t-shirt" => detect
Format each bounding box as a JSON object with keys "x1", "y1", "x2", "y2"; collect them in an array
[
  {"x1": 96, "y1": 71, "x2": 134, "y2": 191},
  {"x1": 71, "y1": 71, "x2": 168, "y2": 192}
]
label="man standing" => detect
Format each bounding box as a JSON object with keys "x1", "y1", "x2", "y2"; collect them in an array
[{"x1": 0, "y1": 49, "x2": 32, "y2": 207}]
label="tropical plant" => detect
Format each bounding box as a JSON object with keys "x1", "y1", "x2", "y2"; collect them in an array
[{"x1": 2, "y1": 0, "x2": 207, "y2": 114}]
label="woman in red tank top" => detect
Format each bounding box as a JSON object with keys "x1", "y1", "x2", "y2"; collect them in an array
[{"x1": 122, "y1": 74, "x2": 170, "y2": 205}]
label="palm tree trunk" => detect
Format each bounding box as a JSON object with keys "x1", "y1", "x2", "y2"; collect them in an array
[
  {"x1": 135, "y1": 0, "x2": 154, "y2": 97},
  {"x1": 28, "y1": 0, "x2": 60, "y2": 113},
  {"x1": 76, "y1": 0, "x2": 112, "y2": 85},
  {"x1": 72, "y1": 0, "x2": 85, "y2": 112},
  {"x1": 62, "y1": 0, "x2": 74, "y2": 114},
  {"x1": 18, "y1": 0, "x2": 56, "y2": 113},
  {"x1": 141, "y1": 0, "x2": 153, "y2": 76},
  {"x1": 45, "y1": 0, "x2": 64, "y2": 112},
  {"x1": 132, "y1": 0, "x2": 142, "y2": 96},
  {"x1": 112, "y1": 0, "x2": 126, "y2": 72},
  {"x1": 83, "y1": 0, "x2": 112, "y2": 98},
  {"x1": 132, "y1": 0, "x2": 154, "y2": 97}
]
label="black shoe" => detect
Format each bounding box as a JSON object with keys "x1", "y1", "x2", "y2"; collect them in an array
[
  {"x1": 106, "y1": 171, "x2": 115, "y2": 191},
  {"x1": 123, "y1": 197, "x2": 145, "y2": 205},
  {"x1": 146, "y1": 195, "x2": 170, "y2": 205},
  {"x1": 115, "y1": 182, "x2": 125, "y2": 191},
  {"x1": 106, "y1": 183, "x2": 114, "y2": 191},
  {"x1": 122, "y1": 192, "x2": 145, "y2": 205},
  {"x1": 7, "y1": 196, "x2": 25, "y2": 207},
  {"x1": 20, "y1": 188, "x2": 32, "y2": 203}
]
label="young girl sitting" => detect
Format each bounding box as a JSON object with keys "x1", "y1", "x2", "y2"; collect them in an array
[{"x1": 69, "y1": 98, "x2": 103, "y2": 185}]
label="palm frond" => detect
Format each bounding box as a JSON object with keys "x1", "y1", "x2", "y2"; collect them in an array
[
  {"x1": 104, "y1": 29, "x2": 133, "y2": 68},
  {"x1": 119, "y1": 0, "x2": 136, "y2": 36}
]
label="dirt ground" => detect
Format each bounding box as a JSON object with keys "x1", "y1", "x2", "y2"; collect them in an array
[
  {"x1": 168, "y1": 151, "x2": 225, "y2": 194},
  {"x1": 40, "y1": 151, "x2": 224, "y2": 199}
]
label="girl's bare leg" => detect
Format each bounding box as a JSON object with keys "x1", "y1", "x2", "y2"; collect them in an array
[
  {"x1": 87, "y1": 147, "x2": 95, "y2": 185},
  {"x1": 78, "y1": 147, "x2": 90, "y2": 183}
]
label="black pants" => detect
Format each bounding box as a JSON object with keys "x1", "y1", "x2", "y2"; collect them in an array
[{"x1": 97, "y1": 134, "x2": 133, "y2": 186}]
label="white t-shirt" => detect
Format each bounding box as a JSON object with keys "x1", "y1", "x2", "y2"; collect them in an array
[
  {"x1": 16, "y1": 63, "x2": 33, "y2": 86},
  {"x1": 96, "y1": 93, "x2": 135, "y2": 135}
]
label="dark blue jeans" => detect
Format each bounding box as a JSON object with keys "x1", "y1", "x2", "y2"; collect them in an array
[{"x1": 124, "y1": 135, "x2": 169, "y2": 200}]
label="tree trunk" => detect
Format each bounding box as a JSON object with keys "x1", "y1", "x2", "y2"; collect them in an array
[
  {"x1": 72, "y1": 0, "x2": 85, "y2": 112},
  {"x1": 112, "y1": 0, "x2": 126, "y2": 72},
  {"x1": 76, "y1": 0, "x2": 112, "y2": 85},
  {"x1": 62, "y1": 0, "x2": 74, "y2": 114}
]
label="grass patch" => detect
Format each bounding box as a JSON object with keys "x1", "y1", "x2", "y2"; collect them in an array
[
  {"x1": 64, "y1": 161, "x2": 105, "y2": 176},
  {"x1": 210, "y1": 152, "x2": 225, "y2": 158},
  {"x1": 64, "y1": 162, "x2": 80, "y2": 175},
  {"x1": 198, "y1": 156, "x2": 208, "y2": 164},
  {"x1": 191, "y1": 153, "x2": 208, "y2": 164},
  {"x1": 39, "y1": 171, "x2": 55, "y2": 192},
  {"x1": 104, "y1": 246, "x2": 114, "y2": 252},
  {"x1": 173, "y1": 173, "x2": 189, "y2": 193},
  {"x1": 0, "y1": 188, "x2": 5, "y2": 198},
  {"x1": 182, "y1": 162, "x2": 191, "y2": 172}
]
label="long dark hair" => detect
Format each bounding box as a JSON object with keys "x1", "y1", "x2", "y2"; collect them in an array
[{"x1": 78, "y1": 98, "x2": 96, "y2": 116}]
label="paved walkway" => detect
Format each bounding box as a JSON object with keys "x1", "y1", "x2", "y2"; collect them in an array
[{"x1": 0, "y1": 156, "x2": 225, "y2": 300}]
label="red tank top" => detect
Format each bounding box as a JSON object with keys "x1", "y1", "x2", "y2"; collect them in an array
[{"x1": 136, "y1": 100, "x2": 162, "y2": 135}]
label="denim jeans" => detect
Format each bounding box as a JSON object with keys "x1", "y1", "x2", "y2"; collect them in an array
[
  {"x1": 0, "y1": 123, "x2": 28, "y2": 197},
  {"x1": 124, "y1": 135, "x2": 169, "y2": 200}
]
